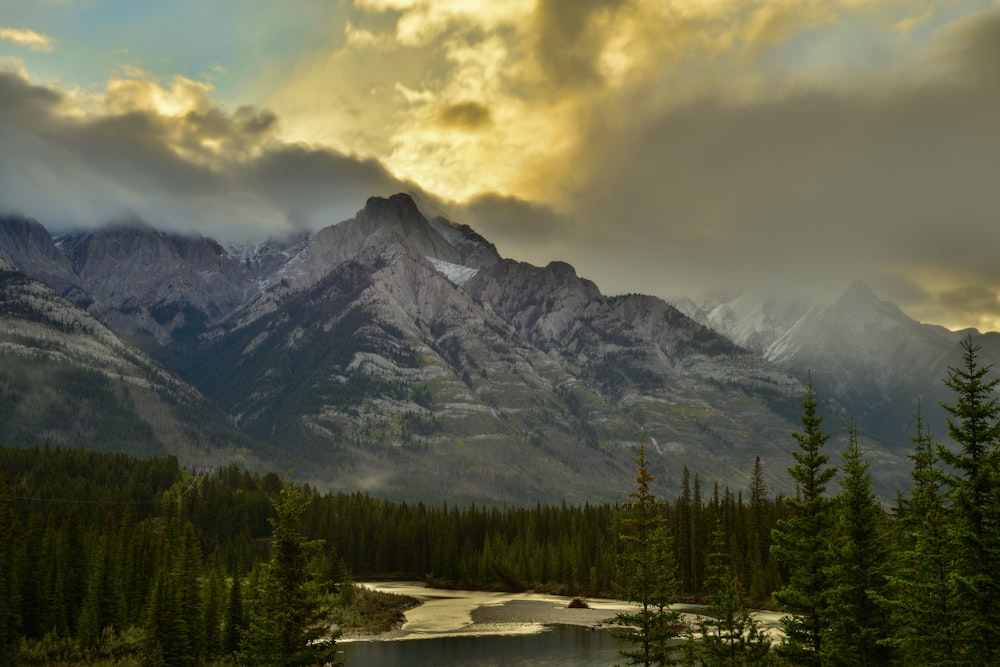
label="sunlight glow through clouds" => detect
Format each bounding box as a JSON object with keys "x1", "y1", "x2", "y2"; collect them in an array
[
  {"x1": 3, "y1": 0, "x2": 1000, "y2": 330},
  {"x1": 266, "y1": 0, "x2": 927, "y2": 206}
]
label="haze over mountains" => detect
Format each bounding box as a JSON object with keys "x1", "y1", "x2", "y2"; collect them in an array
[{"x1": 0, "y1": 193, "x2": 990, "y2": 502}]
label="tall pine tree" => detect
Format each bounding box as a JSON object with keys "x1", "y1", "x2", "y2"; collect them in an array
[
  {"x1": 238, "y1": 481, "x2": 340, "y2": 667},
  {"x1": 822, "y1": 421, "x2": 893, "y2": 666},
  {"x1": 938, "y1": 336, "x2": 1000, "y2": 663},
  {"x1": 771, "y1": 378, "x2": 836, "y2": 667},
  {"x1": 612, "y1": 445, "x2": 682, "y2": 666},
  {"x1": 889, "y1": 404, "x2": 961, "y2": 665},
  {"x1": 0, "y1": 467, "x2": 19, "y2": 667},
  {"x1": 697, "y1": 518, "x2": 772, "y2": 666}
]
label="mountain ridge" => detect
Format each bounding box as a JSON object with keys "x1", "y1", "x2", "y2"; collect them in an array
[{"x1": 0, "y1": 194, "x2": 929, "y2": 501}]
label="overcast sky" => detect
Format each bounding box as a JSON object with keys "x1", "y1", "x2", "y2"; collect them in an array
[{"x1": 1, "y1": 0, "x2": 998, "y2": 331}]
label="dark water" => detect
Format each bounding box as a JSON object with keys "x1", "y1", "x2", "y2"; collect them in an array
[{"x1": 338, "y1": 625, "x2": 625, "y2": 666}]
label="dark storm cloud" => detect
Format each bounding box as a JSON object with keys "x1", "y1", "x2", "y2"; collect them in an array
[
  {"x1": 0, "y1": 70, "x2": 417, "y2": 238},
  {"x1": 533, "y1": 0, "x2": 621, "y2": 86},
  {"x1": 237, "y1": 144, "x2": 418, "y2": 230},
  {"x1": 458, "y1": 192, "x2": 574, "y2": 254},
  {"x1": 437, "y1": 101, "x2": 492, "y2": 130},
  {"x1": 567, "y1": 8, "x2": 1000, "y2": 321}
]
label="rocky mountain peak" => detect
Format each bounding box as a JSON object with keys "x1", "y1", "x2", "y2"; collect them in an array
[
  {"x1": 363, "y1": 192, "x2": 423, "y2": 221},
  {"x1": 0, "y1": 214, "x2": 64, "y2": 263},
  {"x1": 0, "y1": 214, "x2": 79, "y2": 299},
  {"x1": 0, "y1": 194, "x2": 833, "y2": 501}
]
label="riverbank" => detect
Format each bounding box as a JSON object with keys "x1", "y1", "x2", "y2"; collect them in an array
[
  {"x1": 345, "y1": 582, "x2": 786, "y2": 643},
  {"x1": 344, "y1": 583, "x2": 633, "y2": 641}
]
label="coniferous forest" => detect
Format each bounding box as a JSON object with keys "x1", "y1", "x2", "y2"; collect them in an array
[{"x1": 0, "y1": 336, "x2": 998, "y2": 665}]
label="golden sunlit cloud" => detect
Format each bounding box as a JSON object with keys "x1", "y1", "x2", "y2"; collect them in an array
[
  {"x1": 103, "y1": 67, "x2": 215, "y2": 117},
  {"x1": 264, "y1": 0, "x2": 934, "y2": 207},
  {"x1": 5, "y1": 0, "x2": 999, "y2": 330},
  {"x1": 37, "y1": 67, "x2": 280, "y2": 170},
  {"x1": 0, "y1": 27, "x2": 55, "y2": 52}
]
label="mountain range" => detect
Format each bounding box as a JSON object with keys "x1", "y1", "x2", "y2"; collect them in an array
[{"x1": 1, "y1": 193, "x2": 988, "y2": 502}]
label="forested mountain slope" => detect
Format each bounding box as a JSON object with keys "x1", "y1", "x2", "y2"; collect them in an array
[{"x1": 0, "y1": 261, "x2": 258, "y2": 465}]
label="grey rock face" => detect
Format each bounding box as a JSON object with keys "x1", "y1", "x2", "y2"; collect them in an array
[{"x1": 1, "y1": 195, "x2": 839, "y2": 502}]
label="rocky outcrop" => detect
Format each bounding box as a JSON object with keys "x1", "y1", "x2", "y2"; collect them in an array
[{"x1": 0, "y1": 194, "x2": 844, "y2": 502}]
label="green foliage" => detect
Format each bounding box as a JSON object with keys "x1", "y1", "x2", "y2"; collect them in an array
[
  {"x1": 612, "y1": 445, "x2": 683, "y2": 666},
  {"x1": 696, "y1": 520, "x2": 772, "y2": 666},
  {"x1": 8, "y1": 334, "x2": 1000, "y2": 666},
  {"x1": 328, "y1": 585, "x2": 417, "y2": 636},
  {"x1": 0, "y1": 466, "x2": 19, "y2": 667},
  {"x1": 238, "y1": 481, "x2": 341, "y2": 667},
  {"x1": 771, "y1": 379, "x2": 836, "y2": 667},
  {"x1": 409, "y1": 383, "x2": 433, "y2": 409},
  {"x1": 821, "y1": 423, "x2": 894, "y2": 666},
  {"x1": 887, "y1": 406, "x2": 962, "y2": 665},
  {"x1": 936, "y1": 336, "x2": 1000, "y2": 663},
  {"x1": 0, "y1": 353, "x2": 161, "y2": 455}
]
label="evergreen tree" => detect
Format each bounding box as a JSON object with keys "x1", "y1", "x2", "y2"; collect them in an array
[
  {"x1": 937, "y1": 336, "x2": 1000, "y2": 663},
  {"x1": 612, "y1": 445, "x2": 682, "y2": 666},
  {"x1": 822, "y1": 422, "x2": 893, "y2": 666},
  {"x1": 222, "y1": 565, "x2": 245, "y2": 657},
  {"x1": 203, "y1": 559, "x2": 226, "y2": 659},
  {"x1": 771, "y1": 379, "x2": 836, "y2": 666},
  {"x1": 677, "y1": 467, "x2": 693, "y2": 596},
  {"x1": 239, "y1": 481, "x2": 341, "y2": 666},
  {"x1": 0, "y1": 467, "x2": 19, "y2": 667},
  {"x1": 76, "y1": 521, "x2": 126, "y2": 650},
  {"x1": 698, "y1": 519, "x2": 772, "y2": 666},
  {"x1": 747, "y1": 457, "x2": 775, "y2": 603},
  {"x1": 888, "y1": 405, "x2": 961, "y2": 665}
]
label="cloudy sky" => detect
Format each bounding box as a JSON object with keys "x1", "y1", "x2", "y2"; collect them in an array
[{"x1": 1, "y1": 1, "x2": 999, "y2": 331}]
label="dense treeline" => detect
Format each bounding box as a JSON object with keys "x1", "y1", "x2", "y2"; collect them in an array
[
  {"x1": 0, "y1": 442, "x2": 789, "y2": 664},
  {"x1": 607, "y1": 337, "x2": 1000, "y2": 666},
  {"x1": 2, "y1": 335, "x2": 1000, "y2": 665}
]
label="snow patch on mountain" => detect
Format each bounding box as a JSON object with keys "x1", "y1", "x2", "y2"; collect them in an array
[{"x1": 427, "y1": 256, "x2": 478, "y2": 286}]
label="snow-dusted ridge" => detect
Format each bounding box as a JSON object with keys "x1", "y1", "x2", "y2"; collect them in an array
[{"x1": 426, "y1": 256, "x2": 478, "y2": 286}]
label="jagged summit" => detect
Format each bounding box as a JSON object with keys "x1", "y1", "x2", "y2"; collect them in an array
[{"x1": 0, "y1": 194, "x2": 819, "y2": 502}]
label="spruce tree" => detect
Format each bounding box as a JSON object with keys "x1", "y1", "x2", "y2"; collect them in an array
[
  {"x1": 238, "y1": 481, "x2": 340, "y2": 667},
  {"x1": 771, "y1": 378, "x2": 836, "y2": 667},
  {"x1": 937, "y1": 335, "x2": 1000, "y2": 663},
  {"x1": 221, "y1": 565, "x2": 244, "y2": 657},
  {"x1": 888, "y1": 405, "x2": 961, "y2": 665},
  {"x1": 822, "y1": 422, "x2": 893, "y2": 666},
  {"x1": 0, "y1": 467, "x2": 19, "y2": 667},
  {"x1": 698, "y1": 519, "x2": 772, "y2": 666},
  {"x1": 612, "y1": 445, "x2": 682, "y2": 666},
  {"x1": 747, "y1": 457, "x2": 774, "y2": 603}
]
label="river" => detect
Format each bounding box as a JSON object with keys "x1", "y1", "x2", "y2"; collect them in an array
[
  {"x1": 339, "y1": 624, "x2": 624, "y2": 666},
  {"x1": 338, "y1": 583, "x2": 784, "y2": 666}
]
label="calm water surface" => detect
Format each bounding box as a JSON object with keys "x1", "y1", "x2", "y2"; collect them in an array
[{"x1": 339, "y1": 624, "x2": 625, "y2": 666}]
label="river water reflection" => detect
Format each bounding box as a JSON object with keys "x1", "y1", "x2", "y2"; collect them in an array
[
  {"x1": 339, "y1": 624, "x2": 625, "y2": 666},
  {"x1": 339, "y1": 583, "x2": 631, "y2": 665}
]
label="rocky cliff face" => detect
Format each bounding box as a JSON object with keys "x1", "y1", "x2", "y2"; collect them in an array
[
  {"x1": 1, "y1": 195, "x2": 868, "y2": 502},
  {"x1": 152, "y1": 195, "x2": 812, "y2": 501},
  {"x1": 56, "y1": 223, "x2": 310, "y2": 345}
]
